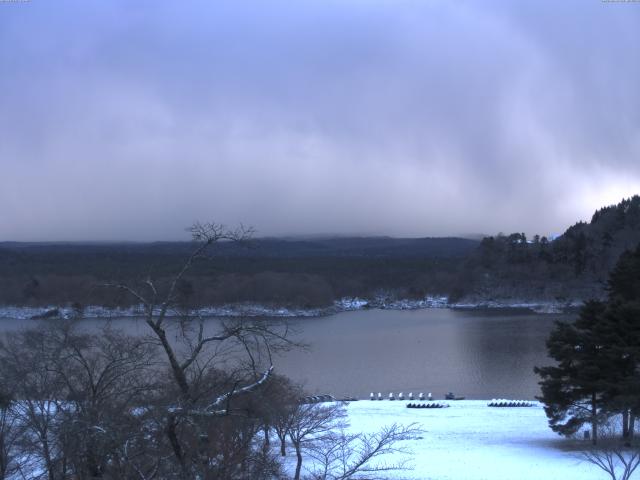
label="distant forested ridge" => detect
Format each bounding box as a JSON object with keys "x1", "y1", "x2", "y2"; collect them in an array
[
  {"x1": 452, "y1": 196, "x2": 640, "y2": 304},
  {"x1": 1, "y1": 196, "x2": 639, "y2": 311},
  {"x1": 0, "y1": 237, "x2": 477, "y2": 310}
]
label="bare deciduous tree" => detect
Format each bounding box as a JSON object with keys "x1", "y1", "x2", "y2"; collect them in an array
[
  {"x1": 308, "y1": 423, "x2": 423, "y2": 480},
  {"x1": 286, "y1": 402, "x2": 348, "y2": 480},
  {"x1": 261, "y1": 375, "x2": 303, "y2": 458},
  {"x1": 0, "y1": 222, "x2": 427, "y2": 479},
  {"x1": 0, "y1": 323, "x2": 159, "y2": 480},
  {"x1": 581, "y1": 421, "x2": 640, "y2": 480},
  {"x1": 51, "y1": 324, "x2": 158, "y2": 479},
  {"x1": 0, "y1": 389, "x2": 22, "y2": 480},
  {"x1": 105, "y1": 222, "x2": 298, "y2": 477},
  {"x1": 1, "y1": 327, "x2": 69, "y2": 480}
]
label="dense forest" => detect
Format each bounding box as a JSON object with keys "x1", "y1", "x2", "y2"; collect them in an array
[
  {"x1": 454, "y1": 195, "x2": 640, "y2": 304},
  {"x1": 1, "y1": 196, "x2": 639, "y2": 311},
  {"x1": 0, "y1": 237, "x2": 476, "y2": 310}
]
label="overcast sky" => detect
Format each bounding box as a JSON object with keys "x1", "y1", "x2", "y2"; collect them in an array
[{"x1": 1, "y1": 0, "x2": 639, "y2": 241}]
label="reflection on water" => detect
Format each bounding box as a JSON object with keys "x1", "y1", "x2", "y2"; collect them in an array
[{"x1": 0, "y1": 308, "x2": 570, "y2": 400}]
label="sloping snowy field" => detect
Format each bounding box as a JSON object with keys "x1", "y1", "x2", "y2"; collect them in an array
[{"x1": 311, "y1": 400, "x2": 603, "y2": 480}]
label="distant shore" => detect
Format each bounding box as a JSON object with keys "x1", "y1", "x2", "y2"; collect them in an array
[{"x1": 0, "y1": 296, "x2": 582, "y2": 320}]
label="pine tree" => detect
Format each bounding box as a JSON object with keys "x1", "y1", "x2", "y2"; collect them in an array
[
  {"x1": 608, "y1": 245, "x2": 640, "y2": 303},
  {"x1": 535, "y1": 301, "x2": 609, "y2": 444},
  {"x1": 536, "y1": 243, "x2": 640, "y2": 444},
  {"x1": 601, "y1": 244, "x2": 640, "y2": 441}
]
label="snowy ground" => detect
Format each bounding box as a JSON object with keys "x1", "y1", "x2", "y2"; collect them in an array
[{"x1": 295, "y1": 400, "x2": 604, "y2": 480}]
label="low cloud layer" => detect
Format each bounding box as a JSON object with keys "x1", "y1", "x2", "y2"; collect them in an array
[{"x1": 1, "y1": 0, "x2": 639, "y2": 241}]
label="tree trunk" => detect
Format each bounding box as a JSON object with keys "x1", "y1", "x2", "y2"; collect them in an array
[
  {"x1": 591, "y1": 393, "x2": 598, "y2": 445},
  {"x1": 630, "y1": 412, "x2": 636, "y2": 441},
  {"x1": 148, "y1": 321, "x2": 191, "y2": 399},
  {"x1": 623, "y1": 409, "x2": 629, "y2": 439},
  {"x1": 0, "y1": 434, "x2": 6, "y2": 480},
  {"x1": 42, "y1": 436, "x2": 56, "y2": 480},
  {"x1": 165, "y1": 414, "x2": 187, "y2": 472},
  {"x1": 294, "y1": 443, "x2": 303, "y2": 480},
  {"x1": 263, "y1": 424, "x2": 270, "y2": 448},
  {"x1": 276, "y1": 431, "x2": 286, "y2": 456}
]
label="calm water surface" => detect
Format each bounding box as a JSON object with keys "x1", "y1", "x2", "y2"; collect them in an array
[
  {"x1": 0, "y1": 308, "x2": 569, "y2": 400},
  {"x1": 280, "y1": 309, "x2": 567, "y2": 400}
]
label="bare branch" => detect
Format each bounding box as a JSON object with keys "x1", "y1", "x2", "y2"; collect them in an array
[
  {"x1": 102, "y1": 283, "x2": 150, "y2": 311},
  {"x1": 308, "y1": 422, "x2": 424, "y2": 480},
  {"x1": 580, "y1": 420, "x2": 640, "y2": 480},
  {"x1": 204, "y1": 365, "x2": 274, "y2": 414}
]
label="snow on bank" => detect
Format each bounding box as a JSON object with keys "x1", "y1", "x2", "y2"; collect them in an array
[
  {"x1": 0, "y1": 296, "x2": 580, "y2": 320},
  {"x1": 335, "y1": 295, "x2": 449, "y2": 311},
  {"x1": 329, "y1": 400, "x2": 601, "y2": 480},
  {"x1": 0, "y1": 297, "x2": 449, "y2": 320},
  {"x1": 0, "y1": 304, "x2": 328, "y2": 320},
  {"x1": 449, "y1": 299, "x2": 583, "y2": 314}
]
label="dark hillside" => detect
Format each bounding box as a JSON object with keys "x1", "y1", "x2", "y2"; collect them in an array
[{"x1": 454, "y1": 196, "x2": 640, "y2": 303}]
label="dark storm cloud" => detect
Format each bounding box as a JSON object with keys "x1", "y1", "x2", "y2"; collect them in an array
[{"x1": 0, "y1": 0, "x2": 639, "y2": 240}]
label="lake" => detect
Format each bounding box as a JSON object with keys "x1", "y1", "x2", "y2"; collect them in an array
[
  {"x1": 280, "y1": 308, "x2": 566, "y2": 400},
  {"x1": 0, "y1": 308, "x2": 568, "y2": 400}
]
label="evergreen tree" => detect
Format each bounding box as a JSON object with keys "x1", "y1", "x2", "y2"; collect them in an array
[
  {"x1": 601, "y1": 244, "x2": 640, "y2": 440},
  {"x1": 599, "y1": 301, "x2": 640, "y2": 441},
  {"x1": 608, "y1": 245, "x2": 640, "y2": 303},
  {"x1": 535, "y1": 301, "x2": 609, "y2": 444},
  {"x1": 536, "y1": 243, "x2": 640, "y2": 444}
]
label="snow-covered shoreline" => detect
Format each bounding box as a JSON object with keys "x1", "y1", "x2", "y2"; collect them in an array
[{"x1": 0, "y1": 296, "x2": 582, "y2": 321}]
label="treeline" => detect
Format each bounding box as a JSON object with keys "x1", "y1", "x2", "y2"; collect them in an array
[
  {"x1": 0, "y1": 238, "x2": 473, "y2": 309},
  {"x1": 2, "y1": 196, "x2": 640, "y2": 309},
  {"x1": 452, "y1": 196, "x2": 640, "y2": 302}
]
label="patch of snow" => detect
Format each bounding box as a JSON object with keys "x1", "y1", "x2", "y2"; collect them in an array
[
  {"x1": 334, "y1": 297, "x2": 370, "y2": 311},
  {"x1": 450, "y1": 299, "x2": 581, "y2": 314},
  {"x1": 289, "y1": 400, "x2": 603, "y2": 480}
]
